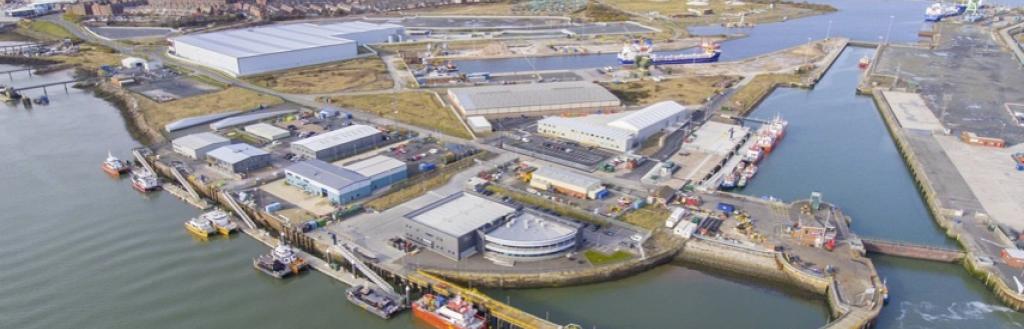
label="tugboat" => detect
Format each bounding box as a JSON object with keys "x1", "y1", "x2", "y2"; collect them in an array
[
  {"x1": 203, "y1": 210, "x2": 237, "y2": 236},
  {"x1": 184, "y1": 215, "x2": 216, "y2": 238},
  {"x1": 924, "y1": 3, "x2": 944, "y2": 21},
  {"x1": 413, "y1": 294, "x2": 488, "y2": 329},
  {"x1": 346, "y1": 285, "x2": 405, "y2": 319},
  {"x1": 101, "y1": 152, "x2": 130, "y2": 177},
  {"x1": 858, "y1": 56, "x2": 871, "y2": 69},
  {"x1": 618, "y1": 39, "x2": 721, "y2": 65},
  {"x1": 130, "y1": 169, "x2": 161, "y2": 192},
  {"x1": 720, "y1": 172, "x2": 738, "y2": 190},
  {"x1": 253, "y1": 244, "x2": 307, "y2": 278},
  {"x1": 0, "y1": 86, "x2": 22, "y2": 102}
]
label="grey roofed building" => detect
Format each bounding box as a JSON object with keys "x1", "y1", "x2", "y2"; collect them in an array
[
  {"x1": 406, "y1": 192, "x2": 517, "y2": 237},
  {"x1": 291, "y1": 124, "x2": 381, "y2": 153},
  {"x1": 206, "y1": 143, "x2": 271, "y2": 173},
  {"x1": 171, "y1": 132, "x2": 231, "y2": 160},
  {"x1": 447, "y1": 81, "x2": 621, "y2": 117},
  {"x1": 286, "y1": 159, "x2": 367, "y2": 188},
  {"x1": 171, "y1": 22, "x2": 403, "y2": 59},
  {"x1": 484, "y1": 211, "x2": 580, "y2": 243}
]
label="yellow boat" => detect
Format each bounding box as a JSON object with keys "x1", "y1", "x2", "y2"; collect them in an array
[
  {"x1": 201, "y1": 210, "x2": 237, "y2": 236},
  {"x1": 185, "y1": 216, "x2": 216, "y2": 238}
]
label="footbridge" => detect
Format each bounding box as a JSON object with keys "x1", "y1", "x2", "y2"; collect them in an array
[{"x1": 861, "y1": 238, "x2": 965, "y2": 263}]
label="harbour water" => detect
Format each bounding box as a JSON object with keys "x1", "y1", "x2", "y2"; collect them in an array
[{"x1": 4, "y1": 1, "x2": 1024, "y2": 327}]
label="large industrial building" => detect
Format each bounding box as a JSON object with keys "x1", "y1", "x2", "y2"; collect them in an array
[
  {"x1": 172, "y1": 132, "x2": 231, "y2": 160},
  {"x1": 284, "y1": 160, "x2": 372, "y2": 205},
  {"x1": 537, "y1": 101, "x2": 690, "y2": 152},
  {"x1": 169, "y1": 21, "x2": 404, "y2": 77},
  {"x1": 447, "y1": 81, "x2": 621, "y2": 118},
  {"x1": 403, "y1": 192, "x2": 582, "y2": 262},
  {"x1": 206, "y1": 143, "x2": 271, "y2": 174},
  {"x1": 529, "y1": 166, "x2": 608, "y2": 199},
  {"x1": 245, "y1": 123, "x2": 291, "y2": 141},
  {"x1": 290, "y1": 124, "x2": 383, "y2": 162}
]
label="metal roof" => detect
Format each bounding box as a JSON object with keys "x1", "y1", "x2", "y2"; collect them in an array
[
  {"x1": 244, "y1": 123, "x2": 290, "y2": 139},
  {"x1": 291, "y1": 124, "x2": 381, "y2": 152},
  {"x1": 538, "y1": 116, "x2": 634, "y2": 140},
  {"x1": 171, "y1": 21, "x2": 401, "y2": 59},
  {"x1": 449, "y1": 81, "x2": 620, "y2": 112},
  {"x1": 608, "y1": 101, "x2": 688, "y2": 132},
  {"x1": 285, "y1": 160, "x2": 368, "y2": 189},
  {"x1": 342, "y1": 155, "x2": 405, "y2": 178},
  {"x1": 172, "y1": 132, "x2": 230, "y2": 151},
  {"x1": 484, "y1": 211, "x2": 579, "y2": 244},
  {"x1": 532, "y1": 166, "x2": 602, "y2": 190},
  {"x1": 206, "y1": 143, "x2": 268, "y2": 164},
  {"x1": 406, "y1": 192, "x2": 516, "y2": 237},
  {"x1": 165, "y1": 112, "x2": 240, "y2": 132},
  {"x1": 209, "y1": 110, "x2": 297, "y2": 130}
]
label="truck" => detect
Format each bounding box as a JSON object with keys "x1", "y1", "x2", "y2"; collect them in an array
[{"x1": 665, "y1": 207, "x2": 688, "y2": 228}]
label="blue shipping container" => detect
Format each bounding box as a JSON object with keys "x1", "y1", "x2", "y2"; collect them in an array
[
  {"x1": 265, "y1": 202, "x2": 282, "y2": 213},
  {"x1": 717, "y1": 202, "x2": 736, "y2": 213},
  {"x1": 419, "y1": 162, "x2": 436, "y2": 172}
]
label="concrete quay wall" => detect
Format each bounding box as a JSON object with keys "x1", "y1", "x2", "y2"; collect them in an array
[{"x1": 870, "y1": 90, "x2": 1024, "y2": 311}]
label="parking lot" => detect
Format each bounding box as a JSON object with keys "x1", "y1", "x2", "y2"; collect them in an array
[
  {"x1": 129, "y1": 77, "x2": 219, "y2": 102},
  {"x1": 498, "y1": 132, "x2": 616, "y2": 172}
]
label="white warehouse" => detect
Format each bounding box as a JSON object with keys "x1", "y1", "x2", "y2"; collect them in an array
[
  {"x1": 447, "y1": 81, "x2": 621, "y2": 118},
  {"x1": 169, "y1": 21, "x2": 404, "y2": 77},
  {"x1": 537, "y1": 101, "x2": 690, "y2": 152}
]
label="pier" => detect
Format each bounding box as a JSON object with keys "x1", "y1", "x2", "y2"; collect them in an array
[
  {"x1": 861, "y1": 238, "x2": 965, "y2": 263},
  {"x1": 13, "y1": 79, "x2": 85, "y2": 97},
  {"x1": 0, "y1": 67, "x2": 36, "y2": 80}
]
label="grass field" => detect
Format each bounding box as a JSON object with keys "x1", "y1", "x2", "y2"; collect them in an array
[
  {"x1": 584, "y1": 249, "x2": 634, "y2": 265},
  {"x1": 618, "y1": 205, "x2": 669, "y2": 231},
  {"x1": 577, "y1": 2, "x2": 633, "y2": 22},
  {"x1": 601, "y1": 0, "x2": 834, "y2": 25},
  {"x1": 327, "y1": 92, "x2": 472, "y2": 139},
  {"x1": 726, "y1": 73, "x2": 804, "y2": 115},
  {"x1": 245, "y1": 57, "x2": 394, "y2": 94},
  {"x1": 50, "y1": 44, "x2": 122, "y2": 71},
  {"x1": 136, "y1": 87, "x2": 283, "y2": 133},
  {"x1": 17, "y1": 20, "x2": 78, "y2": 41},
  {"x1": 602, "y1": 75, "x2": 739, "y2": 106}
]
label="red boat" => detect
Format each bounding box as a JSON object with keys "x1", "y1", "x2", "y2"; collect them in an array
[
  {"x1": 101, "y1": 152, "x2": 130, "y2": 177},
  {"x1": 858, "y1": 56, "x2": 871, "y2": 69},
  {"x1": 413, "y1": 294, "x2": 487, "y2": 329}
]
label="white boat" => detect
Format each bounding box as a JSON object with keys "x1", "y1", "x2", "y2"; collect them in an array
[
  {"x1": 101, "y1": 152, "x2": 129, "y2": 176},
  {"x1": 130, "y1": 170, "x2": 160, "y2": 192},
  {"x1": 185, "y1": 216, "x2": 216, "y2": 237},
  {"x1": 202, "y1": 210, "x2": 237, "y2": 235}
]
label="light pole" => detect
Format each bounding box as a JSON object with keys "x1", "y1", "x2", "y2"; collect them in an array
[
  {"x1": 884, "y1": 15, "x2": 895, "y2": 44},
  {"x1": 826, "y1": 20, "x2": 833, "y2": 40}
]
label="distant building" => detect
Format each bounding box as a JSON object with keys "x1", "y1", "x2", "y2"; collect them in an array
[
  {"x1": 169, "y1": 21, "x2": 405, "y2": 77},
  {"x1": 529, "y1": 166, "x2": 607, "y2": 200},
  {"x1": 290, "y1": 124, "x2": 383, "y2": 162},
  {"x1": 284, "y1": 159, "x2": 371, "y2": 205},
  {"x1": 537, "y1": 101, "x2": 690, "y2": 152},
  {"x1": 447, "y1": 81, "x2": 621, "y2": 118},
  {"x1": 206, "y1": 143, "x2": 271, "y2": 174},
  {"x1": 340, "y1": 155, "x2": 407, "y2": 190},
  {"x1": 171, "y1": 132, "x2": 230, "y2": 160}
]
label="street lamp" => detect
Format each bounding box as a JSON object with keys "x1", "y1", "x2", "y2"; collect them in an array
[
  {"x1": 884, "y1": 15, "x2": 895, "y2": 44},
  {"x1": 826, "y1": 20, "x2": 833, "y2": 40}
]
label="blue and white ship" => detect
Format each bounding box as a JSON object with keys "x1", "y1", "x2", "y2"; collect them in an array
[
  {"x1": 924, "y1": 2, "x2": 968, "y2": 21},
  {"x1": 618, "y1": 39, "x2": 721, "y2": 65}
]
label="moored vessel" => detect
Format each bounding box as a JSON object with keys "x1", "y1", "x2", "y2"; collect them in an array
[
  {"x1": 0, "y1": 86, "x2": 22, "y2": 102},
  {"x1": 130, "y1": 169, "x2": 161, "y2": 192},
  {"x1": 101, "y1": 152, "x2": 130, "y2": 177},
  {"x1": 412, "y1": 294, "x2": 487, "y2": 329},
  {"x1": 346, "y1": 285, "x2": 405, "y2": 319},
  {"x1": 253, "y1": 244, "x2": 308, "y2": 279},
  {"x1": 858, "y1": 56, "x2": 871, "y2": 69},
  {"x1": 185, "y1": 215, "x2": 216, "y2": 238},
  {"x1": 202, "y1": 210, "x2": 237, "y2": 236},
  {"x1": 618, "y1": 39, "x2": 721, "y2": 65}
]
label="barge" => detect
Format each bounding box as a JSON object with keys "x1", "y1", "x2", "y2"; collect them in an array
[{"x1": 346, "y1": 285, "x2": 405, "y2": 319}]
